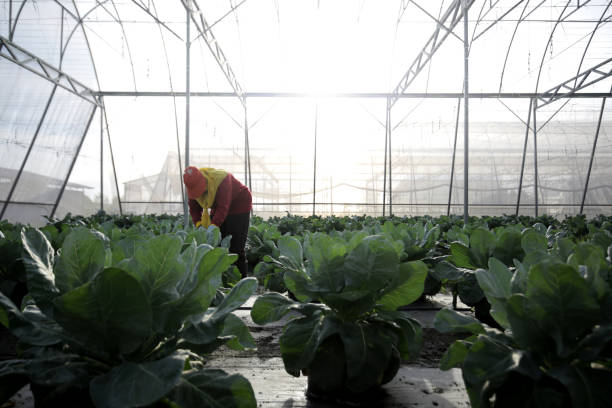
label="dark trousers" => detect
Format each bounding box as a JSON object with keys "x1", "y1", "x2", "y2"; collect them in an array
[{"x1": 220, "y1": 212, "x2": 250, "y2": 278}]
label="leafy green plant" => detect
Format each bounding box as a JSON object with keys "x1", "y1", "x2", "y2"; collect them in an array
[
  {"x1": 434, "y1": 226, "x2": 537, "y2": 324},
  {"x1": 250, "y1": 233, "x2": 427, "y2": 401},
  {"x1": 0, "y1": 227, "x2": 257, "y2": 408},
  {"x1": 434, "y1": 254, "x2": 612, "y2": 408},
  {"x1": 0, "y1": 228, "x2": 27, "y2": 306}
]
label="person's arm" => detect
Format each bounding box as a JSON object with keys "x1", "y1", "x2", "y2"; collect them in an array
[
  {"x1": 188, "y1": 198, "x2": 203, "y2": 225},
  {"x1": 211, "y1": 177, "x2": 232, "y2": 226}
]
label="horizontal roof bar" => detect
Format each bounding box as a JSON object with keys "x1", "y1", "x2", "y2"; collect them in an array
[{"x1": 96, "y1": 91, "x2": 612, "y2": 99}]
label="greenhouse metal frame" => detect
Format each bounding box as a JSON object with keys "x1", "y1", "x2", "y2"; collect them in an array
[{"x1": 1, "y1": 0, "x2": 611, "y2": 226}]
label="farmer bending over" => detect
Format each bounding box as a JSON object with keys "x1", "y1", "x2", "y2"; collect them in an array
[{"x1": 183, "y1": 166, "x2": 252, "y2": 278}]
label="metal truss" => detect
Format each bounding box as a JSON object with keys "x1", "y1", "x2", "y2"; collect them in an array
[
  {"x1": 182, "y1": 0, "x2": 245, "y2": 106},
  {"x1": 389, "y1": 0, "x2": 475, "y2": 107},
  {"x1": 537, "y1": 57, "x2": 612, "y2": 107},
  {"x1": 0, "y1": 35, "x2": 99, "y2": 106}
]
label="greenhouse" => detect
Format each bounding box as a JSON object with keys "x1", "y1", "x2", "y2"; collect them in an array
[{"x1": 1, "y1": 1, "x2": 612, "y2": 407}]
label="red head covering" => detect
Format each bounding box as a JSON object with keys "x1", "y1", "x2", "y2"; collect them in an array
[{"x1": 183, "y1": 166, "x2": 208, "y2": 199}]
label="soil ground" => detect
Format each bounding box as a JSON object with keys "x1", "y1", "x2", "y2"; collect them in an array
[{"x1": 208, "y1": 325, "x2": 465, "y2": 369}]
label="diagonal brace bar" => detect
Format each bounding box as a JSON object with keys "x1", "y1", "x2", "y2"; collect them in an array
[
  {"x1": 0, "y1": 35, "x2": 99, "y2": 106},
  {"x1": 390, "y1": 0, "x2": 475, "y2": 107},
  {"x1": 182, "y1": 0, "x2": 245, "y2": 106},
  {"x1": 537, "y1": 57, "x2": 612, "y2": 107}
]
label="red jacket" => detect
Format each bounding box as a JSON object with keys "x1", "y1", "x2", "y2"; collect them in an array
[{"x1": 188, "y1": 172, "x2": 252, "y2": 226}]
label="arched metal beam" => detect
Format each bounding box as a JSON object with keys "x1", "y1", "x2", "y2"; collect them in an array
[
  {"x1": 573, "y1": 2, "x2": 612, "y2": 85},
  {"x1": 389, "y1": 0, "x2": 475, "y2": 108},
  {"x1": 537, "y1": 57, "x2": 612, "y2": 107},
  {"x1": 182, "y1": 0, "x2": 246, "y2": 106},
  {"x1": 0, "y1": 35, "x2": 99, "y2": 105}
]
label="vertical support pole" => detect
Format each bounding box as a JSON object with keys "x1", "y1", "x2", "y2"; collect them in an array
[
  {"x1": 60, "y1": 8, "x2": 64, "y2": 68},
  {"x1": 244, "y1": 105, "x2": 248, "y2": 185},
  {"x1": 101, "y1": 100, "x2": 123, "y2": 215},
  {"x1": 462, "y1": 0, "x2": 469, "y2": 226},
  {"x1": 516, "y1": 98, "x2": 533, "y2": 216},
  {"x1": 51, "y1": 105, "x2": 98, "y2": 218},
  {"x1": 312, "y1": 103, "x2": 318, "y2": 216},
  {"x1": 580, "y1": 97, "x2": 606, "y2": 214},
  {"x1": 389, "y1": 101, "x2": 393, "y2": 216},
  {"x1": 383, "y1": 98, "x2": 389, "y2": 217},
  {"x1": 8, "y1": 0, "x2": 12, "y2": 39},
  {"x1": 533, "y1": 99, "x2": 539, "y2": 217},
  {"x1": 1, "y1": 85, "x2": 57, "y2": 220},
  {"x1": 244, "y1": 100, "x2": 252, "y2": 191},
  {"x1": 184, "y1": 3, "x2": 191, "y2": 228},
  {"x1": 100, "y1": 95, "x2": 104, "y2": 211},
  {"x1": 448, "y1": 98, "x2": 461, "y2": 216}
]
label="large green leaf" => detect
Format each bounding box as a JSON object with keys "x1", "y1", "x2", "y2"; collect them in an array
[
  {"x1": 90, "y1": 351, "x2": 188, "y2": 408},
  {"x1": 462, "y1": 335, "x2": 542, "y2": 408},
  {"x1": 521, "y1": 230, "x2": 548, "y2": 254},
  {"x1": 449, "y1": 242, "x2": 478, "y2": 269},
  {"x1": 0, "y1": 292, "x2": 64, "y2": 346},
  {"x1": 547, "y1": 366, "x2": 612, "y2": 408},
  {"x1": 219, "y1": 313, "x2": 256, "y2": 351},
  {"x1": 574, "y1": 323, "x2": 612, "y2": 361},
  {"x1": 505, "y1": 294, "x2": 552, "y2": 355},
  {"x1": 156, "y1": 247, "x2": 234, "y2": 334},
  {"x1": 339, "y1": 321, "x2": 395, "y2": 391},
  {"x1": 568, "y1": 243, "x2": 608, "y2": 300},
  {"x1": 475, "y1": 258, "x2": 513, "y2": 329},
  {"x1": 54, "y1": 227, "x2": 107, "y2": 293},
  {"x1": 434, "y1": 308, "x2": 485, "y2": 335},
  {"x1": 378, "y1": 260, "x2": 427, "y2": 310},
  {"x1": 439, "y1": 339, "x2": 472, "y2": 370},
  {"x1": 279, "y1": 314, "x2": 339, "y2": 377},
  {"x1": 131, "y1": 234, "x2": 183, "y2": 305},
  {"x1": 457, "y1": 273, "x2": 485, "y2": 306},
  {"x1": 375, "y1": 311, "x2": 422, "y2": 361},
  {"x1": 250, "y1": 292, "x2": 295, "y2": 325},
  {"x1": 168, "y1": 368, "x2": 256, "y2": 408},
  {"x1": 344, "y1": 235, "x2": 400, "y2": 293},
  {"x1": 304, "y1": 233, "x2": 347, "y2": 293},
  {"x1": 469, "y1": 229, "x2": 496, "y2": 267},
  {"x1": 277, "y1": 236, "x2": 304, "y2": 271},
  {"x1": 0, "y1": 350, "x2": 89, "y2": 389},
  {"x1": 432, "y1": 260, "x2": 470, "y2": 282},
  {"x1": 209, "y1": 278, "x2": 258, "y2": 323},
  {"x1": 179, "y1": 279, "x2": 257, "y2": 350},
  {"x1": 250, "y1": 292, "x2": 323, "y2": 325},
  {"x1": 492, "y1": 229, "x2": 524, "y2": 266},
  {"x1": 53, "y1": 268, "x2": 153, "y2": 356},
  {"x1": 21, "y1": 228, "x2": 59, "y2": 314},
  {"x1": 525, "y1": 263, "x2": 599, "y2": 357}
]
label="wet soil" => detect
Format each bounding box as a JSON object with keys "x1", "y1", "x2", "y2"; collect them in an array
[{"x1": 208, "y1": 326, "x2": 466, "y2": 368}]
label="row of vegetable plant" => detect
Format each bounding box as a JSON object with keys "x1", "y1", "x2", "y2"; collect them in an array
[
  {"x1": 1, "y1": 226, "x2": 257, "y2": 407},
  {"x1": 2, "y1": 212, "x2": 612, "y2": 407}
]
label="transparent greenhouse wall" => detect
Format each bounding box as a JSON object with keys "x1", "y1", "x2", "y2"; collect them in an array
[
  {"x1": 55, "y1": 109, "x2": 122, "y2": 220},
  {"x1": 2, "y1": 86, "x2": 95, "y2": 225},
  {"x1": 102, "y1": 96, "x2": 245, "y2": 216},
  {"x1": 314, "y1": 98, "x2": 385, "y2": 217},
  {"x1": 576, "y1": 100, "x2": 612, "y2": 217},
  {"x1": 0, "y1": 61, "x2": 54, "y2": 202},
  {"x1": 248, "y1": 98, "x2": 316, "y2": 217}
]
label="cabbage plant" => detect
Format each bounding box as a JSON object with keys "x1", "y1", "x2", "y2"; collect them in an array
[
  {"x1": 0, "y1": 227, "x2": 257, "y2": 408},
  {"x1": 434, "y1": 251, "x2": 612, "y2": 408},
  {"x1": 251, "y1": 233, "x2": 427, "y2": 400}
]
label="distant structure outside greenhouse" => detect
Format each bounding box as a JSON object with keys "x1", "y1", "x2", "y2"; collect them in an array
[{"x1": 1, "y1": 1, "x2": 611, "y2": 225}]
